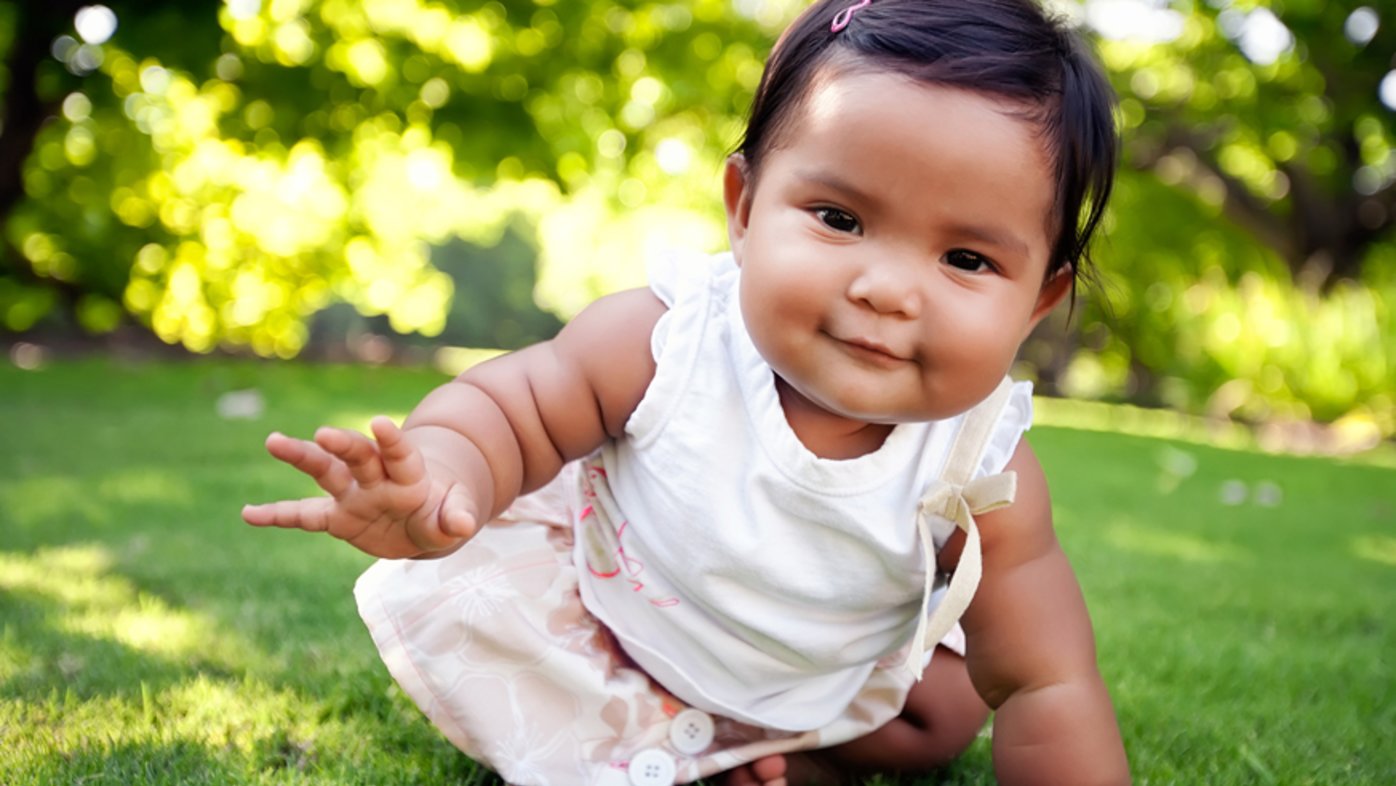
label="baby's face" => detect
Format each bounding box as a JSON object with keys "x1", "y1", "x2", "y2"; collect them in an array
[{"x1": 725, "y1": 70, "x2": 1067, "y2": 424}]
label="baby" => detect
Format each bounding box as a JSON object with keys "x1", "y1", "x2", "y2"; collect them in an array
[{"x1": 245, "y1": 0, "x2": 1130, "y2": 783}]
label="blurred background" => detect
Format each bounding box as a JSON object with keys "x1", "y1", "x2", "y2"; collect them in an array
[{"x1": 2, "y1": 0, "x2": 1393, "y2": 450}]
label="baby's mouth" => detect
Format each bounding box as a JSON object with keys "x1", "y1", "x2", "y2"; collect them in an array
[{"x1": 834, "y1": 334, "x2": 910, "y2": 365}]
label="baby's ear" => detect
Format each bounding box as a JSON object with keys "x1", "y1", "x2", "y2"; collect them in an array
[
  {"x1": 1025, "y1": 265, "x2": 1073, "y2": 334},
  {"x1": 723, "y1": 155, "x2": 754, "y2": 265}
]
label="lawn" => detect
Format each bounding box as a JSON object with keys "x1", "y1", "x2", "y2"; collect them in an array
[{"x1": 1, "y1": 356, "x2": 1392, "y2": 785}]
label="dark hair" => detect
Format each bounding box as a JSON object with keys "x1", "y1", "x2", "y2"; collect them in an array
[{"x1": 736, "y1": 0, "x2": 1118, "y2": 287}]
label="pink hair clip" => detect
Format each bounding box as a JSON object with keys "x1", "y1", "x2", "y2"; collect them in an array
[{"x1": 830, "y1": 0, "x2": 871, "y2": 32}]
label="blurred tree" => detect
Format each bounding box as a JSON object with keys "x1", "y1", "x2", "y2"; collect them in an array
[
  {"x1": 1053, "y1": 1, "x2": 1396, "y2": 437},
  {"x1": 0, "y1": 0, "x2": 789, "y2": 355},
  {"x1": 1098, "y1": 0, "x2": 1394, "y2": 289},
  {"x1": 0, "y1": 0, "x2": 224, "y2": 330}
]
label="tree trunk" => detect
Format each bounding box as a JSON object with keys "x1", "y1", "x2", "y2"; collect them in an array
[{"x1": 0, "y1": 2, "x2": 90, "y2": 254}]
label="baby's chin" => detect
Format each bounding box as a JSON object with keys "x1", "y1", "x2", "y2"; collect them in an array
[
  {"x1": 805, "y1": 398, "x2": 966, "y2": 429},
  {"x1": 774, "y1": 369, "x2": 989, "y2": 427},
  {"x1": 810, "y1": 389, "x2": 982, "y2": 426}
]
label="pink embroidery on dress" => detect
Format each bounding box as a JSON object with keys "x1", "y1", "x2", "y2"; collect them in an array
[{"x1": 579, "y1": 461, "x2": 680, "y2": 605}]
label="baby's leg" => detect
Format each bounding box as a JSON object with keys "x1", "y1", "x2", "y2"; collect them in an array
[
  {"x1": 725, "y1": 645, "x2": 988, "y2": 785},
  {"x1": 827, "y1": 645, "x2": 989, "y2": 772}
]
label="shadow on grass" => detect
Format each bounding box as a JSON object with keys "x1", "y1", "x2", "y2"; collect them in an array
[
  {"x1": 17, "y1": 739, "x2": 241, "y2": 785},
  {"x1": 0, "y1": 539, "x2": 500, "y2": 785}
]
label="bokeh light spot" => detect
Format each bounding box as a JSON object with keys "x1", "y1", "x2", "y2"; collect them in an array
[
  {"x1": 62, "y1": 93, "x2": 93, "y2": 122},
  {"x1": 227, "y1": 0, "x2": 261, "y2": 21},
  {"x1": 1380, "y1": 71, "x2": 1396, "y2": 112},
  {"x1": 1345, "y1": 7, "x2": 1379, "y2": 46},
  {"x1": 74, "y1": 5, "x2": 118, "y2": 45}
]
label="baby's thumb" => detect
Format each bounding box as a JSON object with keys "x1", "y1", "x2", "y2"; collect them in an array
[{"x1": 438, "y1": 487, "x2": 479, "y2": 540}]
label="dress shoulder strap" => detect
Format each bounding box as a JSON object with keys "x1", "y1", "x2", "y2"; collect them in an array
[
  {"x1": 942, "y1": 376, "x2": 1017, "y2": 486},
  {"x1": 902, "y1": 376, "x2": 1021, "y2": 677}
]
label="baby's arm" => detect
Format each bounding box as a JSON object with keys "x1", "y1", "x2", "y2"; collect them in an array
[
  {"x1": 404, "y1": 287, "x2": 665, "y2": 528},
  {"x1": 956, "y1": 440, "x2": 1130, "y2": 785},
  {"x1": 243, "y1": 288, "x2": 666, "y2": 558}
]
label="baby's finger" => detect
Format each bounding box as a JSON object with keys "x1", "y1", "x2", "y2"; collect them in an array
[
  {"x1": 315, "y1": 426, "x2": 386, "y2": 488},
  {"x1": 369, "y1": 416, "x2": 427, "y2": 486},
  {"x1": 242, "y1": 497, "x2": 334, "y2": 532},
  {"x1": 264, "y1": 432, "x2": 352, "y2": 498}
]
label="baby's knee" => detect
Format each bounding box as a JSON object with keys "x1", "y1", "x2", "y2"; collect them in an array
[
  {"x1": 829, "y1": 696, "x2": 988, "y2": 772},
  {"x1": 834, "y1": 648, "x2": 990, "y2": 771},
  {"x1": 829, "y1": 711, "x2": 981, "y2": 773},
  {"x1": 903, "y1": 651, "x2": 991, "y2": 760},
  {"x1": 904, "y1": 692, "x2": 990, "y2": 765}
]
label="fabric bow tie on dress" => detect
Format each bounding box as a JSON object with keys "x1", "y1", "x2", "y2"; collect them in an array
[{"x1": 904, "y1": 471, "x2": 1019, "y2": 677}]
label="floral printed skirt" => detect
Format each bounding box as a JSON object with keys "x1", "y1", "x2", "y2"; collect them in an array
[{"x1": 354, "y1": 466, "x2": 958, "y2": 786}]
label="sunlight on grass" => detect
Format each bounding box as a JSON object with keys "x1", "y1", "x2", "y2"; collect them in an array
[
  {"x1": 1351, "y1": 534, "x2": 1396, "y2": 567},
  {"x1": 1105, "y1": 517, "x2": 1249, "y2": 563},
  {"x1": 0, "y1": 632, "x2": 28, "y2": 685},
  {"x1": 1034, "y1": 395, "x2": 1396, "y2": 466},
  {"x1": 0, "y1": 546, "x2": 216, "y2": 660},
  {"x1": 1035, "y1": 395, "x2": 1253, "y2": 449},
  {"x1": 2, "y1": 674, "x2": 324, "y2": 766},
  {"x1": 0, "y1": 543, "x2": 362, "y2": 782},
  {"x1": 158, "y1": 674, "x2": 312, "y2": 747},
  {"x1": 106, "y1": 599, "x2": 204, "y2": 657},
  {"x1": 0, "y1": 544, "x2": 118, "y2": 605}
]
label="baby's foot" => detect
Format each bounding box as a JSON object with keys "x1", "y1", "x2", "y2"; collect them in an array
[
  {"x1": 723, "y1": 752, "x2": 845, "y2": 786},
  {"x1": 723, "y1": 755, "x2": 787, "y2": 786}
]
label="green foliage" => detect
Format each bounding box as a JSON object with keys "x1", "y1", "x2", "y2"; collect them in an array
[
  {"x1": 2, "y1": 358, "x2": 1394, "y2": 783},
  {"x1": 1062, "y1": 169, "x2": 1396, "y2": 436},
  {"x1": 1044, "y1": 0, "x2": 1396, "y2": 436},
  {"x1": 1099, "y1": 0, "x2": 1394, "y2": 280},
  {"x1": 2, "y1": 0, "x2": 787, "y2": 355}
]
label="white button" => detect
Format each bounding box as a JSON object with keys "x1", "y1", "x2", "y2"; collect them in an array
[
  {"x1": 628, "y1": 748, "x2": 677, "y2": 786},
  {"x1": 667, "y1": 708, "x2": 716, "y2": 755}
]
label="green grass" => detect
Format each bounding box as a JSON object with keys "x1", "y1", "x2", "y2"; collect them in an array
[{"x1": 1, "y1": 356, "x2": 1392, "y2": 785}]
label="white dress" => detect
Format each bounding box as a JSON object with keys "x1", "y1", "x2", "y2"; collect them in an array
[{"x1": 576, "y1": 251, "x2": 1032, "y2": 730}]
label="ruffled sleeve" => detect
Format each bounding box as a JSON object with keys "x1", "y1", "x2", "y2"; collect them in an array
[
  {"x1": 973, "y1": 379, "x2": 1034, "y2": 479},
  {"x1": 646, "y1": 249, "x2": 725, "y2": 362},
  {"x1": 627, "y1": 250, "x2": 735, "y2": 443}
]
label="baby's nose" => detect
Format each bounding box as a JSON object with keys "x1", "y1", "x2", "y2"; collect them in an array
[{"x1": 846, "y1": 264, "x2": 923, "y2": 317}]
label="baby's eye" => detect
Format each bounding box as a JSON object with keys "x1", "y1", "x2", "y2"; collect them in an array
[
  {"x1": 945, "y1": 249, "x2": 996, "y2": 274},
  {"x1": 814, "y1": 207, "x2": 861, "y2": 235}
]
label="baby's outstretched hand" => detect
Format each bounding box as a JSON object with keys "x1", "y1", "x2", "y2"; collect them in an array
[{"x1": 242, "y1": 415, "x2": 478, "y2": 559}]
